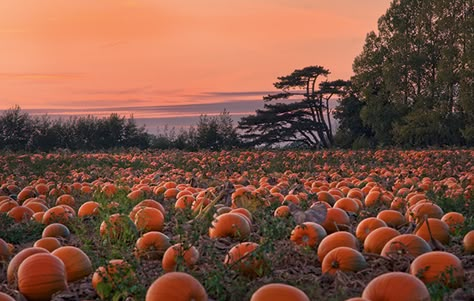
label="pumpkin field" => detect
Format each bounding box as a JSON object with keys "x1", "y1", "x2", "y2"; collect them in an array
[{"x1": 0, "y1": 149, "x2": 473, "y2": 301}]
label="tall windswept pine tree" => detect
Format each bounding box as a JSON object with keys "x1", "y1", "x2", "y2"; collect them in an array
[{"x1": 238, "y1": 66, "x2": 350, "y2": 148}]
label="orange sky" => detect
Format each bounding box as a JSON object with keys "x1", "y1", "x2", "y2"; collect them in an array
[{"x1": 0, "y1": 0, "x2": 392, "y2": 119}]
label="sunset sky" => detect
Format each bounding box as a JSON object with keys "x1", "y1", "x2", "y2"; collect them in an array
[{"x1": 0, "y1": 0, "x2": 392, "y2": 128}]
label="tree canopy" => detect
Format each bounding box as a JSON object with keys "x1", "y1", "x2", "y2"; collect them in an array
[
  {"x1": 349, "y1": 0, "x2": 473, "y2": 147},
  {"x1": 238, "y1": 66, "x2": 350, "y2": 148}
]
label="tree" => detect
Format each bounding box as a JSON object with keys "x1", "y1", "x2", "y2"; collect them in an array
[
  {"x1": 0, "y1": 105, "x2": 35, "y2": 151},
  {"x1": 352, "y1": 0, "x2": 473, "y2": 147},
  {"x1": 238, "y1": 66, "x2": 350, "y2": 148},
  {"x1": 333, "y1": 92, "x2": 375, "y2": 148}
]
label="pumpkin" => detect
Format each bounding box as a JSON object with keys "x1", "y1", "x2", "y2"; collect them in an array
[
  {"x1": 317, "y1": 191, "x2": 336, "y2": 206},
  {"x1": 17, "y1": 188, "x2": 35, "y2": 203},
  {"x1": 415, "y1": 218, "x2": 450, "y2": 245},
  {"x1": 464, "y1": 230, "x2": 474, "y2": 254},
  {"x1": 0, "y1": 293, "x2": 15, "y2": 301},
  {"x1": 7, "y1": 206, "x2": 35, "y2": 223},
  {"x1": 17, "y1": 253, "x2": 68, "y2": 301},
  {"x1": 42, "y1": 206, "x2": 72, "y2": 225},
  {"x1": 100, "y1": 214, "x2": 138, "y2": 240},
  {"x1": 376, "y1": 210, "x2": 406, "y2": 228},
  {"x1": 362, "y1": 272, "x2": 430, "y2": 301},
  {"x1": 230, "y1": 207, "x2": 253, "y2": 224},
  {"x1": 224, "y1": 242, "x2": 264, "y2": 277},
  {"x1": 0, "y1": 200, "x2": 18, "y2": 213},
  {"x1": 381, "y1": 234, "x2": 431, "y2": 259},
  {"x1": 250, "y1": 283, "x2": 310, "y2": 301},
  {"x1": 407, "y1": 203, "x2": 443, "y2": 223},
  {"x1": 146, "y1": 272, "x2": 207, "y2": 301},
  {"x1": 317, "y1": 232, "x2": 358, "y2": 262},
  {"x1": 346, "y1": 188, "x2": 364, "y2": 201},
  {"x1": 42, "y1": 223, "x2": 71, "y2": 239},
  {"x1": 135, "y1": 199, "x2": 166, "y2": 216},
  {"x1": 77, "y1": 201, "x2": 100, "y2": 218},
  {"x1": 55, "y1": 194, "x2": 75, "y2": 207},
  {"x1": 333, "y1": 197, "x2": 360, "y2": 213},
  {"x1": 134, "y1": 231, "x2": 171, "y2": 260},
  {"x1": 0, "y1": 238, "x2": 11, "y2": 262},
  {"x1": 162, "y1": 243, "x2": 199, "y2": 272},
  {"x1": 92, "y1": 259, "x2": 135, "y2": 300},
  {"x1": 209, "y1": 212, "x2": 251, "y2": 240},
  {"x1": 175, "y1": 195, "x2": 196, "y2": 210},
  {"x1": 356, "y1": 218, "x2": 387, "y2": 242},
  {"x1": 364, "y1": 191, "x2": 382, "y2": 207},
  {"x1": 410, "y1": 251, "x2": 464, "y2": 288},
  {"x1": 24, "y1": 201, "x2": 48, "y2": 213},
  {"x1": 321, "y1": 208, "x2": 350, "y2": 234},
  {"x1": 290, "y1": 222, "x2": 327, "y2": 248},
  {"x1": 32, "y1": 212, "x2": 45, "y2": 223},
  {"x1": 52, "y1": 246, "x2": 93, "y2": 282},
  {"x1": 7, "y1": 247, "x2": 50, "y2": 285},
  {"x1": 133, "y1": 207, "x2": 165, "y2": 232},
  {"x1": 322, "y1": 246, "x2": 367, "y2": 275},
  {"x1": 364, "y1": 227, "x2": 400, "y2": 254},
  {"x1": 35, "y1": 183, "x2": 50, "y2": 195},
  {"x1": 274, "y1": 205, "x2": 290, "y2": 217},
  {"x1": 441, "y1": 212, "x2": 465, "y2": 233},
  {"x1": 163, "y1": 188, "x2": 179, "y2": 200},
  {"x1": 34, "y1": 237, "x2": 62, "y2": 252}
]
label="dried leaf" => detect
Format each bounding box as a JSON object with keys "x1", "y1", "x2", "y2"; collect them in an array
[{"x1": 287, "y1": 202, "x2": 327, "y2": 225}]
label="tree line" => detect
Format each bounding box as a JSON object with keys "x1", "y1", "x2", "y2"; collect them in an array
[{"x1": 0, "y1": 106, "x2": 240, "y2": 151}]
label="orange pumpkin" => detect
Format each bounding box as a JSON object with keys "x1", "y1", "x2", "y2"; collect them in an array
[
  {"x1": 135, "y1": 231, "x2": 171, "y2": 260},
  {"x1": 322, "y1": 247, "x2": 367, "y2": 275},
  {"x1": 92, "y1": 259, "x2": 135, "y2": 299},
  {"x1": 7, "y1": 206, "x2": 35, "y2": 223},
  {"x1": 362, "y1": 272, "x2": 430, "y2": 301},
  {"x1": 407, "y1": 203, "x2": 443, "y2": 223},
  {"x1": 0, "y1": 238, "x2": 10, "y2": 262},
  {"x1": 322, "y1": 208, "x2": 350, "y2": 234},
  {"x1": 17, "y1": 253, "x2": 68, "y2": 301},
  {"x1": 0, "y1": 293, "x2": 15, "y2": 301},
  {"x1": 376, "y1": 210, "x2": 406, "y2": 228},
  {"x1": 415, "y1": 218, "x2": 450, "y2": 245},
  {"x1": 317, "y1": 232, "x2": 358, "y2": 262},
  {"x1": 42, "y1": 206, "x2": 72, "y2": 225},
  {"x1": 356, "y1": 218, "x2": 387, "y2": 242},
  {"x1": 290, "y1": 222, "x2": 327, "y2": 248},
  {"x1": 381, "y1": 234, "x2": 431, "y2": 259},
  {"x1": 52, "y1": 246, "x2": 93, "y2": 282},
  {"x1": 464, "y1": 230, "x2": 474, "y2": 254},
  {"x1": 441, "y1": 212, "x2": 465, "y2": 233},
  {"x1": 274, "y1": 205, "x2": 290, "y2": 217},
  {"x1": 100, "y1": 214, "x2": 138, "y2": 240},
  {"x1": 250, "y1": 283, "x2": 310, "y2": 301},
  {"x1": 55, "y1": 194, "x2": 75, "y2": 207},
  {"x1": 162, "y1": 243, "x2": 199, "y2": 272},
  {"x1": 209, "y1": 213, "x2": 251, "y2": 240},
  {"x1": 317, "y1": 191, "x2": 336, "y2": 206},
  {"x1": 42, "y1": 223, "x2": 71, "y2": 239},
  {"x1": 34, "y1": 237, "x2": 62, "y2": 252},
  {"x1": 333, "y1": 197, "x2": 360, "y2": 213},
  {"x1": 145, "y1": 272, "x2": 207, "y2": 301},
  {"x1": 410, "y1": 251, "x2": 464, "y2": 288},
  {"x1": 230, "y1": 207, "x2": 253, "y2": 225},
  {"x1": 133, "y1": 207, "x2": 165, "y2": 232},
  {"x1": 224, "y1": 242, "x2": 264, "y2": 277},
  {"x1": 77, "y1": 201, "x2": 100, "y2": 218},
  {"x1": 7, "y1": 247, "x2": 50, "y2": 285},
  {"x1": 364, "y1": 227, "x2": 400, "y2": 254}
]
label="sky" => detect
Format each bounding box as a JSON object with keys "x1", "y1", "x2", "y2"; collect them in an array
[{"x1": 0, "y1": 0, "x2": 392, "y2": 130}]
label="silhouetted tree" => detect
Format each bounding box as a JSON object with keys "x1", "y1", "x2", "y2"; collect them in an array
[{"x1": 238, "y1": 66, "x2": 350, "y2": 148}]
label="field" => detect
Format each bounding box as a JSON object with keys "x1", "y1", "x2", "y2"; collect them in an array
[{"x1": 0, "y1": 149, "x2": 473, "y2": 301}]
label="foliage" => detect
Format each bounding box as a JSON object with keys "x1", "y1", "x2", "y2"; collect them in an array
[
  {"x1": 238, "y1": 66, "x2": 350, "y2": 149},
  {"x1": 350, "y1": 0, "x2": 473, "y2": 147}
]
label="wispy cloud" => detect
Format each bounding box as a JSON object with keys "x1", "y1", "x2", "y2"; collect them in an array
[{"x1": 0, "y1": 72, "x2": 84, "y2": 81}]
